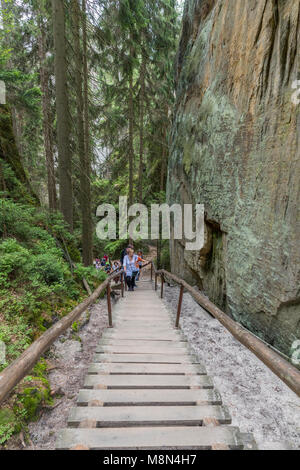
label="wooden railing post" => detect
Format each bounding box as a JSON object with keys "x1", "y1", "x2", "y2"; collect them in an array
[
  {"x1": 151, "y1": 263, "x2": 153, "y2": 281},
  {"x1": 175, "y1": 285, "x2": 184, "y2": 328},
  {"x1": 107, "y1": 283, "x2": 113, "y2": 328},
  {"x1": 121, "y1": 273, "x2": 124, "y2": 298},
  {"x1": 155, "y1": 273, "x2": 158, "y2": 291},
  {"x1": 161, "y1": 274, "x2": 164, "y2": 299}
]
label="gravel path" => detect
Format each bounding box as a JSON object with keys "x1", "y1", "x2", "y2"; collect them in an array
[{"x1": 161, "y1": 284, "x2": 300, "y2": 449}]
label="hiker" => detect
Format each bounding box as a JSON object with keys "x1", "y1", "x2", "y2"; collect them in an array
[
  {"x1": 112, "y1": 261, "x2": 121, "y2": 283},
  {"x1": 135, "y1": 250, "x2": 144, "y2": 282},
  {"x1": 123, "y1": 247, "x2": 139, "y2": 291},
  {"x1": 95, "y1": 258, "x2": 101, "y2": 270},
  {"x1": 120, "y1": 248, "x2": 127, "y2": 266},
  {"x1": 105, "y1": 258, "x2": 112, "y2": 274},
  {"x1": 113, "y1": 261, "x2": 120, "y2": 271},
  {"x1": 120, "y1": 244, "x2": 134, "y2": 265}
]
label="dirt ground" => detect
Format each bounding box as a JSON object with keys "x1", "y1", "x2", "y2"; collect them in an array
[{"x1": 161, "y1": 284, "x2": 300, "y2": 450}]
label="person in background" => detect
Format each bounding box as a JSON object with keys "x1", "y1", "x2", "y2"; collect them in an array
[
  {"x1": 105, "y1": 258, "x2": 112, "y2": 274},
  {"x1": 113, "y1": 261, "x2": 120, "y2": 271},
  {"x1": 95, "y1": 258, "x2": 101, "y2": 270},
  {"x1": 120, "y1": 244, "x2": 134, "y2": 265},
  {"x1": 112, "y1": 261, "x2": 121, "y2": 283},
  {"x1": 135, "y1": 250, "x2": 144, "y2": 282},
  {"x1": 123, "y1": 248, "x2": 138, "y2": 291},
  {"x1": 120, "y1": 247, "x2": 127, "y2": 266}
]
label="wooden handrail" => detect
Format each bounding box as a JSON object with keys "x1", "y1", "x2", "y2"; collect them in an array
[
  {"x1": 0, "y1": 270, "x2": 123, "y2": 405},
  {"x1": 150, "y1": 263, "x2": 300, "y2": 397}
]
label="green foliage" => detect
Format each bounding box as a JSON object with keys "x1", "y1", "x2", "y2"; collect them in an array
[
  {"x1": 24, "y1": 253, "x2": 66, "y2": 285},
  {"x1": 0, "y1": 199, "x2": 95, "y2": 444},
  {"x1": 160, "y1": 241, "x2": 171, "y2": 271},
  {"x1": 104, "y1": 239, "x2": 128, "y2": 259},
  {"x1": 18, "y1": 383, "x2": 51, "y2": 421},
  {"x1": 0, "y1": 239, "x2": 29, "y2": 285},
  {"x1": 0, "y1": 409, "x2": 16, "y2": 445},
  {"x1": 74, "y1": 263, "x2": 107, "y2": 288},
  {"x1": 0, "y1": 359, "x2": 52, "y2": 445}
]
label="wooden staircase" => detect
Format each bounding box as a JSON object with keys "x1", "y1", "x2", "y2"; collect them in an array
[{"x1": 56, "y1": 282, "x2": 254, "y2": 450}]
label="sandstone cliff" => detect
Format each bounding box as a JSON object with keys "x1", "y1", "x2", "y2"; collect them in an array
[{"x1": 167, "y1": 0, "x2": 300, "y2": 357}]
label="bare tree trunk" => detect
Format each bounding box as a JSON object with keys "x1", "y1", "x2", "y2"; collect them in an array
[
  {"x1": 11, "y1": 107, "x2": 23, "y2": 157},
  {"x1": 38, "y1": 16, "x2": 57, "y2": 211},
  {"x1": 72, "y1": 0, "x2": 93, "y2": 266},
  {"x1": 52, "y1": 0, "x2": 73, "y2": 230},
  {"x1": 160, "y1": 131, "x2": 167, "y2": 192},
  {"x1": 138, "y1": 48, "x2": 146, "y2": 204},
  {"x1": 128, "y1": 43, "x2": 134, "y2": 207},
  {"x1": 82, "y1": 0, "x2": 93, "y2": 266}
]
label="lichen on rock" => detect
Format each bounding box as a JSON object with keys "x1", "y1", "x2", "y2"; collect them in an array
[{"x1": 168, "y1": 0, "x2": 300, "y2": 357}]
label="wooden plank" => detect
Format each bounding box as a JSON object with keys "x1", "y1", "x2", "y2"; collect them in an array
[
  {"x1": 84, "y1": 374, "x2": 213, "y2": 389},
  {"x1": 77, "y1": 389, "x2": 222, "y2": 406},
  {"x1": 93, "y1": 353, "x2": 198, "y2": 364},
  {"x1": 88, "y1": 363, "x2": 207, "y2": 375},
  {"x1": 57, "y1": 426, "x2": 243, "y2": 450},
  {"x1": 68, "y1": 405, "x2": 231, "y2": 428}
]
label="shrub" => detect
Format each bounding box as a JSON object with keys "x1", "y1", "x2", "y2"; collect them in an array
[
  {"x1": 24, "y1": 253, "x2": 67, "y2": 285},
  {"x1": 0, "y1": 239, "x2": 30, "y2": 285}
]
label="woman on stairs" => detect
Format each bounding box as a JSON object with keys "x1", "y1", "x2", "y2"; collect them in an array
[{"x1": 123, "y1": 248, "x2": 138, "y2": 291}]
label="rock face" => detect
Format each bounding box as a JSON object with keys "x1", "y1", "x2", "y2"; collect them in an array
[{"x1": 167, "y1": 0, "x2": 300, "y2": 357}]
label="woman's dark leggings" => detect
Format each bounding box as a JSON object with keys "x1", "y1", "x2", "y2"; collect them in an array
[{"x1": 126, "y1": 275, "x2": 135, "y2": 290}]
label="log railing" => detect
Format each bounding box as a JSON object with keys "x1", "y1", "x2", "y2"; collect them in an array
[
  {"x1": 149, "y1": 261, "x2": 300, "y2": 397},
  {"x1": 0, "y1": 269, "x2": 124, "y2": 405}
]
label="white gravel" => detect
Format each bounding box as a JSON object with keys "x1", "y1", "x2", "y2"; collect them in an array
[{"x1": 162, "y1": 284, "x2": 300, "y2": 449}]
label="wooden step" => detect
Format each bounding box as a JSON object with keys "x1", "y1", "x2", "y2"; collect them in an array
[
  {"x1": 68, "y1": 405, "x2": 231, "y2": 428},
  {"x1": 93, "y1": 353, "x2": 198, "y2": 364},
  {"x1": 101, "y1": 333, "x2": 182, "y2": 341},
  {"x1": 84, "y1": 374, "x2": 214, "y2": 390},
  {"x1": 96, "y1": 345, "x2": 189, "y2": 354},
  {"x1": 77, "y1": 388, "x2": 222, "y2": 406},
  {"x1": 88, "y1": 363, "x2": 207, "y2": 375},
  {"x1": 57, "y1": 426, "x2": 243, "y2": 450},
  {"x1": 99, "y1": 339, "x2": 188, "y2": 346}
]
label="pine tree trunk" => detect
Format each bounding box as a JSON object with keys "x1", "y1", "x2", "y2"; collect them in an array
[
  {"x1": 11, "y1": 108, "x2": 24, "y2": 157},
  {"x1": 52, "y1": 0, "x2": 73, "y2": 230},
  {"x1": 38, "y1": 16, "x2": 57, "y2": 211},
  {"x1": 81, "y1": 0, "x2": 93, "y2": 266},
  {"x1": 160, "y1": 129, "x2": 167, "y2": 191},
  {"x1": 72, "y1": 0, "x2": 93, "y2": 266},
  {"x1": 128, "y1": 44, "x2": 134, "y2": 207},
  {"x1": 138, "y1": 49, "x2": 146, "y2": 205}
]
